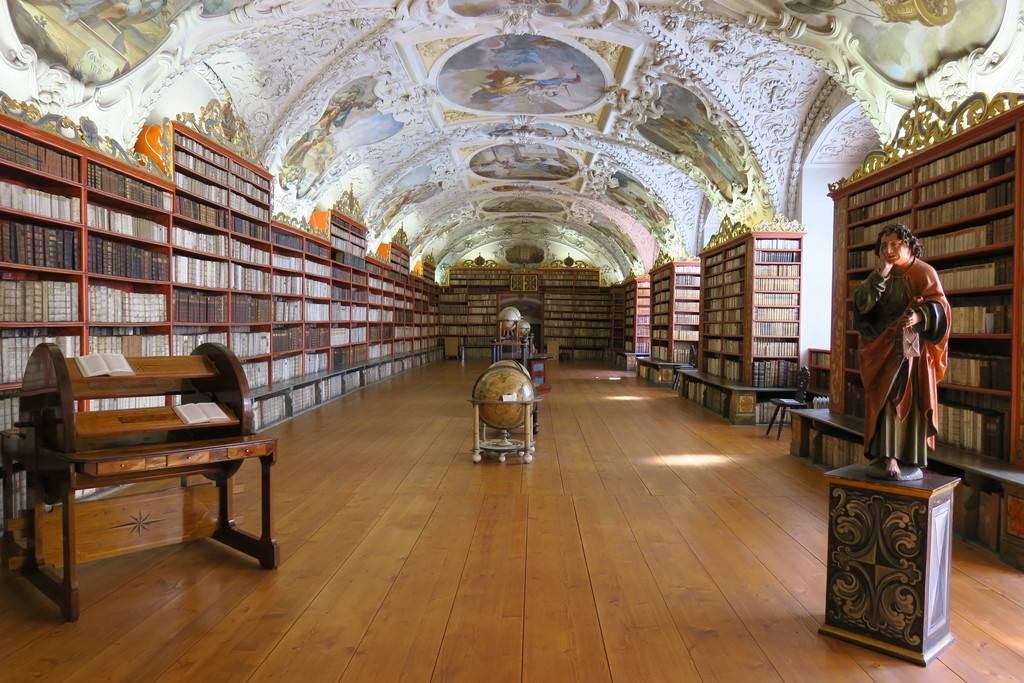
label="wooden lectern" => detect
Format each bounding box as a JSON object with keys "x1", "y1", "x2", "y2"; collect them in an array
[{"x1": 0, "y1": 342, "x2": 279, "y2": 621}]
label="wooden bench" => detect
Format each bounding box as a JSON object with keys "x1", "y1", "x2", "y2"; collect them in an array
[
  {"x1": 0, "y1": 342, "x2": 279, "y2": 620},
  {"x1": 677, "y1": 369, "x2": 797, "y2": 425}
]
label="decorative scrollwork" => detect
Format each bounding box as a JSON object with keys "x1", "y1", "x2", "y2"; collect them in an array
[
  {"x1": 831, "y1": 92, "x2": 1024, "y2": 190},
  {"x1": 0, "y1": 90, "x2": 170, "y2": 180},
  {"x1": 176, "y1": 95, "x2": 264, "y2": 166}
]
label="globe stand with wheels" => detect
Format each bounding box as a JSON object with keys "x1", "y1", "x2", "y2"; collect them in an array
[
  {"x1": 468, "y1": 399, "x2": 539, "y2": 463},
  {"x1": 467, "y1": 360, "x2": 541, "y2": 464}
]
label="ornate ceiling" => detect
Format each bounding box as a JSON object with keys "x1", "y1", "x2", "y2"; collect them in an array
[{"x1": 2, "y1": 0, "x2": 1022, "y2": 283}]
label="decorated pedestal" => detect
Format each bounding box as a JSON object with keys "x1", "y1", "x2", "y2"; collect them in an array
[{"x1": 820, "y1": 464, "x2": 959, "y2": 665}]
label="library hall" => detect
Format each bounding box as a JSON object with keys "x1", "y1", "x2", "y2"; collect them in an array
[{"x1": 2, "y1": 0, "x2": 1024, "y2": 680}]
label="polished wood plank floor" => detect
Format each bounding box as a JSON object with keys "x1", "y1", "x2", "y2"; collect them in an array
[{"x1": 2, "y1": 359, "x2": 1024, "y2": 681}]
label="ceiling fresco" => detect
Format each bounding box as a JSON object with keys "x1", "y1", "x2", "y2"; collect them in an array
[
  {"x1": 468, "y1": 143, "x2": 580, "y2": 181},
  {"x1": 2, "y1": 0, "x2": 1023, "y2": 282}
]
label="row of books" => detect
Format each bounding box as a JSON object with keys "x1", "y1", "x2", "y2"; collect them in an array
[
  {"x1": 754, "y1": 251, "x2": 800, "y2": 263},
  {"x1": 936, "y1": 257, "x2": 1013, "y2": 290},
  {"x1": 812, "y1": 431, "x2": 868, "y2": 470},
  {"x1": 753, "y1": 306, "x2": 799, "y2": 321},
  {"x1": 920, "y1": 216, "x2": 1014, "y2": 259},
  {"x1": 1, "y1": 221, "x2": 79, "y2": 270},
  {"x1": 950, "y1": 300, "x2": 1010, "y2": 334},
  {"x1": 0, "y1": 279, "x2": 78, "y2": 322},
  {"x1": 87, "y1": 235, "x2": 171, "y2": 281},
  {"x1": 752, "y1": 359, "x2": 799, "y2": 388},
  {"x1": 752, "y1": 339, "x2": 798, "y2": 357},
  {"x1": 938, "y1": 402, "x2": 1005, "y2": 458},
  {"x1": 703, "y1": 337, "x2": 741, "y2": 354},
  {"x1": 753, "y1": 322, "x2": 798, "y2": 336},
  {"x1": 88, "y1": 328, "x2": 170, "y2": 356},
  {"x1": 917, "y1": 181, "x2": 1013, "y2": 228},
  {"x1": 175, "y1": 148, "x2": 230, "y2": 188},
  {"x1": 87, "y1": 163, "x2": 171, "y2": 210},
  {"x1": 88, "y1": 204, "x2": 167, "y2": 243},
  {"x1": 942, "y1": 353, "x2": 1012, "y2": 391},
  {"x1": 1, "y1": 128, "x2": 79, "y2": 181},
  {"x1": 173, "y1": 289, "x2": 226, "y2": 324},
  {"x1": 918, "y1": 130, "x2": 1015, "y2": 181},
  {"x1": 0, "y1": 332, "x2": 79, "y2": 384},
  {"x1": 847, "y1": 192, "x2": 911, "y2": 224},
  {"x1": 848, "y1": 172, "x2": 911, "y2": 209},
  {"x1": 1, "y1": 178, "x2": 80, "y2": 221},
  {"x1": 919, "y1": 155, "x2": 1015, "y2": 203},
  {"x1": 176, "y1": 195, "x2": 228, "y2": 229},
  {"x1": 88, "y1": 286, "x2": 164, "y2": 326},
  {"x1": 175, "y1": 170, "x2": 228, "y2": 204},
  {"x1": 231, "y1": 192, "x2": 269, "y2": 221}
]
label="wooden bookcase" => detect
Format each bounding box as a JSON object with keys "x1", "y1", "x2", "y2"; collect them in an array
[
  {"x1": 676, "y1": 230, "x2": 803, "y2": 423},
  {"x1": 610, "y1": 282, "x2": 625, "y2": 354},
  {"x1": 0, "y1": 113, "x2": 440, "y2": 437},
  {"x1": 821, "y1": 94, "x2": 1024, "y2": 568},
  {"x1": 649, "y1": 261, "x2": 699, "y2": 365},
  {"x1": 539, "y1": 268, "x2": 609, "y2": 361},
  {"x1": 616, "y1": 276, "x2": 650, "y2": 371}
]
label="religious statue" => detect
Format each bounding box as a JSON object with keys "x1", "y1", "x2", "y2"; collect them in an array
[{"x1": 853, "y1": 223, "x2": 950, "y2": 480}]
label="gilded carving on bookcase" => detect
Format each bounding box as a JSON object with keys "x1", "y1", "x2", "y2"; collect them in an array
[
  {"x1": 652, "y1": 250, "x2": 674, "y2": 269},
  {"x1": 831, "y1": 92, "x2": 1024, "y2": 191},
  {"x1": 704, "y1": 217, "x2": 748, "y2": 250},
  {"x1": 544, "y1": 255, "x2": 591, "y2": 268},
  {"x1": 755, "y1": 214, "x2": 805, "y2": 234},
  {"x1": 421, "y1": 251, "x2": 437, "y2": 266},
  {"x1": 392, "y1": 226, "x2": 409, "y2": 250},
  {"x1": 273, "y1": 212, "x2": 328, "y2": 241},
  {"x1": 333, "y1": 183, "x2": 363, "y2": 221},
  {"x1": 0, "y1": 90, "x2": 170, "y2": 180},
  {"x1": 458, "y1": 255, "x2": 498, "y2": 267},
  {"x1": 176, "y1": 96, "x2": 264, "y2": 166}
]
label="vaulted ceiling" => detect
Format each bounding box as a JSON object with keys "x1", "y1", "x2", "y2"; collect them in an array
[{"x1": 2, "y1": 0, "x2": 1021, "y2": 283}]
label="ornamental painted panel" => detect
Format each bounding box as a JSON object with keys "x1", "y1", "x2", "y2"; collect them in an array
[
  {"x1": 279, "y1": 77, "x2": 403, "y2": 198},
  {"x1": 368, "y1": 165, "x2": 440, "y2": 228},
  {"x1": 752, "y1": 0, "x2": 1005, "y2": 86},
  {"x1": 7, "y1": 0, "x2": 249, "y2": 85},
  {"x1": 469, "y1": 143, "x2": 579, "y2": 181},
  {"x1": 481, "y1": 197, "x2": 563, "y2": 213},
  {"x1": 605, "y1": 170, "x2": 671, "y2": 234},
  {"x1": 437, "y1": 35, "x2": 607, "y2": 115},
  {"x1": 636, "y1": 84, "x2": 748, "y2": 202}
]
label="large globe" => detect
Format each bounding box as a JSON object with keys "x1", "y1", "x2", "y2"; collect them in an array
[{"x1": 471, "y1": 361, "x2": 535, "y2": 430}]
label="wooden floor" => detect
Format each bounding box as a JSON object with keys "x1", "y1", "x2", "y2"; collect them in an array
[{"x1": 2, "y1": 359, "x2": 1024, "y2": 682}]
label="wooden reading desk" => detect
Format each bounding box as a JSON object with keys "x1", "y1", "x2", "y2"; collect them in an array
[{"x1": 0, "y1": 342, "x2": 279, "y2": 621}]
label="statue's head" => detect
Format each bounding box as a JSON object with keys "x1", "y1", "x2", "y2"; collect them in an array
[{"x1": 873, "y1": 223, "x2": 923, "y2": 259}]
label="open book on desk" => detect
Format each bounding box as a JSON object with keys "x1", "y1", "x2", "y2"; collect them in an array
[
  {"x1": 172, "y1": 402, "x2": 232, "y2": 425},
  {"x1": 74, "y1": 353, "x2": 134, "y2": 377}
]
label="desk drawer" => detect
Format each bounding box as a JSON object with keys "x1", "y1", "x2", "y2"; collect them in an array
[
  {"x1": 227, "y1": 443, "x2": 272, "y2": 459},
  {"x1": 85, "y1": 455, "x2": 167, "y2": 476},
  {"x1": 166, "y1": 450, "x2": 212, "y2": 467}
]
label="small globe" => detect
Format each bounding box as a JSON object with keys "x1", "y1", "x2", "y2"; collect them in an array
[
  {"x1": 516, "y1": 319, "x2": 531, "y2": 337},
  {"x1": 471, "y1": 361, "x2": 535, "y2": 430},
  {"x1": 497, "y1": 306, "x2": 522, "y2": 337}
]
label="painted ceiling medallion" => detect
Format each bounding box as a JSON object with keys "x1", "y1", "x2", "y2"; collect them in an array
[
  {"x1": 437, "y1": 34, "x2": 607, "y2": 115},
  {"x1": 636, "y1": 84, "x2": 748, "y2": 202},
  {"x1": 481, "y1": 197, "x2": 564, "y2": 213},
  {"x1": 469, "y1": 143, "x2": 580, "y2": 181}
]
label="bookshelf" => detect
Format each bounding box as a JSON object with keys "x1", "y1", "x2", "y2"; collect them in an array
[
  {"x1": 675, "y1": 230, "x2": 803, "y2": 423},
  {"x1": 808, "y1": 348, "x2": 831, "y2": 397},
  {"x1": 824, "y1": 93, "x2": 1024, "y2": 568},
  {"x1": 610, "y1": 282, "x2": 625, "y2": 354},
  {"x1": 649, "y1": 261, "x2": 699, "y2": 365},
  {"x1": 0, "y1": 113, "x2": 440, "y2": 440},
  {"x1": 616, "y1": 276, "x2": 650, "y2": 371},
  {"x1": 539, "y1": 268, "x2": 609, "y2": 360}
]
